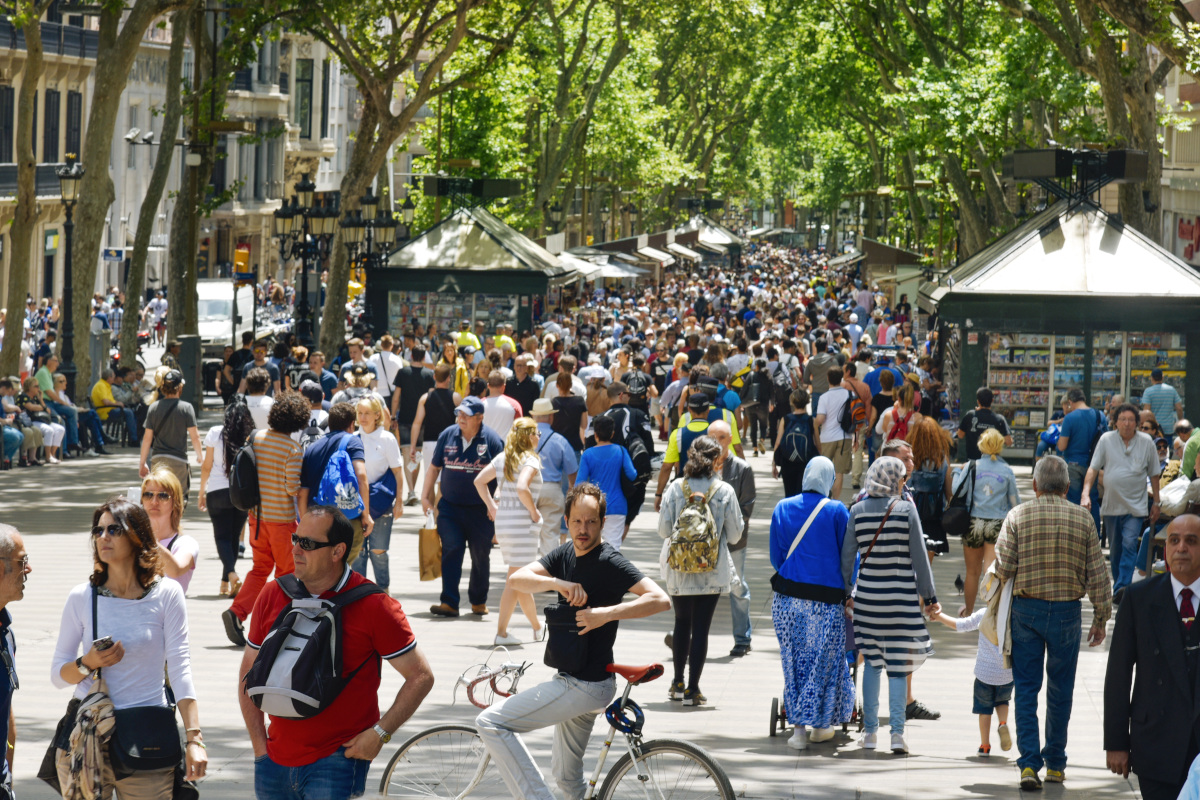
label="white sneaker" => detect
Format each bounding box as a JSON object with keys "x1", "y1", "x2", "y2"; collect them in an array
[
  {"x1": 809, "y1": 727, "x2": 836, "y2": 743},
  {"x1": 860, "y1": 732, "x2": 877, "y2": 750},
  {"x1": 494, "y1": 632, "x2": 523, "y2": 647},
  {"x1": 787, "y1": 728, "x2": 808, "y2": 750},
  {"x1": 891, "y1": 733, "x2": 908, "y2": 754}
]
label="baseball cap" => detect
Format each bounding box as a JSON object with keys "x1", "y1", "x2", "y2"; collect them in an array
[
  {"x1": 687, "y1": 392, "x2": 710, "y2": 410},
  {"x1": 455, "y1": 396, "x2": 485, "y2": 417},
  {"x1": 349, "y1": 364, "x2": 370, "y2": 377},
  {"x1": 161, "y1": 368, "x2": 185, "y2": 387}
]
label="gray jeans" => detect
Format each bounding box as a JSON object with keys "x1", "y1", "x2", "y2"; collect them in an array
[{"x1": 476, "y1": 672, "x2": 616, "y2": 800}]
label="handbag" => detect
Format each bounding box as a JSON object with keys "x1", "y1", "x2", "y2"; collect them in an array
[
  {"x1": 91, "y1": 586, "x2": 184, "y2": 774},
  {"x1": 30, "y1": 411, "x2": 51, "y2": 424},
  {"x1": 418, "y1": 512, "x2": 442, "y2": 582},
  {"x1": 941, "y1": 460, "x2": 975, "y2": 537},
  {"x1": 542, "y1": 602, "x2": 588, "y2": 674}
]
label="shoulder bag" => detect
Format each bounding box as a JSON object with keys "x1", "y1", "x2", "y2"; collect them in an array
[
  {"x1": 858, "y1": 499, "x2": 900, "y2": 567},
  {"x1": 941, "y1": 460, "x2": 975, "y2": 537}
]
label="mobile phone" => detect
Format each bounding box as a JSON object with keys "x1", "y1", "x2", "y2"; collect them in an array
[{"x1": 93, "y1": 636, "x2": 115, "y2": 651}]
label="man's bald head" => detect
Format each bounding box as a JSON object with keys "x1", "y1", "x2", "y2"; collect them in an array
[{"x1": 708, "y1": 420, "x2": 732, "y2": 452}]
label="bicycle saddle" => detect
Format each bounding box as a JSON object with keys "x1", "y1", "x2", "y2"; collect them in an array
[{"x1": 607, "y1": 663, "x2": 664, "y2": 684}]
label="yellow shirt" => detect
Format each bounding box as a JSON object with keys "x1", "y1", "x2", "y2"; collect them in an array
[
  {"x1": 496, "y1": 334, "x2": 516, "y2": 353},
  {"x1": 454, "y1": 331, "x2": 482, "y2": 350},
  {"x1": 91, "y1": 379, "x2": 116, "y2": 421}
]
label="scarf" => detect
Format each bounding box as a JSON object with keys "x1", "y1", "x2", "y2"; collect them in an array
[{"x1": 864, "y1": 456, "x2": 906, "y2": 498}]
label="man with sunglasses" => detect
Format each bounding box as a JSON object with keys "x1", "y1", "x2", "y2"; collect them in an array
[
  {"x1": 0, "y1": 525, "x2": 28, "y2": 800},
  {"x1": 240, "y1": 507, "x2": 434, "y2": 800}
]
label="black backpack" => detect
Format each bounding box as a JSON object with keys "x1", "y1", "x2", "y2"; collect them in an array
[
  {"x1": 242, "y1": 574, "x2": 386, "y2": 719},
  {"x1": 539, "y1": 355, "x2": 557, "y2": 378},
  {"x1": 775, "y1": 414, "x2": 817, "y2": 467},
  {"x1": 623, "y1": 371, "x2": 652, "y2": 409},
  {"x1": 771, "y1": 363, "x2": 795, "y2": 407},
  {"x1": 229, "y1": 432, "x2": 261, "y2": 513}
]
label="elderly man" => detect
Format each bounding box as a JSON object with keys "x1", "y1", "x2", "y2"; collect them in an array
[
  {"x1": 505, "y1": 353, "x2": 541, "y2": 416},
  {"x1": 1082, "y1": 403, "x2": 1162, "y2": 594},
  {"x1": 995, "y1": 455, "x2": 1112, "y2": 790},
  {"x1": 33, "y1": 355, "x2": 79, "y2": 456},
  {"x1": 530, "y1": 399, "x2": 578, "y2": 557},
  {"x1": 1105, "y1": 514, "x2": 1200, "y2": 800},
  {"x1": 0, "y1": 524, "x2": 29, "y2": 799},
  {"x1": 709, "y1": 420, "x2": 756, "y2": 657},
  {"x1": 422, "y1": 396, "x2": 504, "y2": 617}
]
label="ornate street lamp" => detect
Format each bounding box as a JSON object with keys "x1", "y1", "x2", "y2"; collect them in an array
[{"x1": 56, "y1": 154, "x2": 85, "y2": 399}]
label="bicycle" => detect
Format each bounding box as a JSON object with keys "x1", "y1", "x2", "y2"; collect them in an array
[
  {"x1": 451, "y1": 648, "x2": 530, "y2": 710},
  {"x1": 379, "y1": 662, "x2": 735, "y2": 800}
]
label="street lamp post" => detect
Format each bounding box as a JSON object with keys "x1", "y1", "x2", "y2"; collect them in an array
[
  {"x1": 56, "y1": 154, "x2": 85, "y2": 400},
  {"x1": 272, "y1": 173, "x2": 334, "y2": 346}
]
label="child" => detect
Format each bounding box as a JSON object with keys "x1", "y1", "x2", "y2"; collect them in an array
[{"x1": 932, "y1": 607, "x2": 1013, "y2": 756}]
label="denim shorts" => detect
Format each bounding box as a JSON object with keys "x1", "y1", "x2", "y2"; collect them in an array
[{"x1": 972, "y1": 678, "x2": 1013, "y2": 715}]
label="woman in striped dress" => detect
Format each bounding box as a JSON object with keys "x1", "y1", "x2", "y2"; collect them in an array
[
  {"x1": 841, "y1": 456, "x2": 940, "y2": 755},
  {"x1": 476, "y1": 417, "x2": 544, "y2": 646}
]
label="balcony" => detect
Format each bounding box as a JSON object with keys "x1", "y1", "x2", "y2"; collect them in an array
[
  {"x1": 0, "y1": 164, "x2": 67, "y2": 200},
  {"x1": 0, "y1": 19, "x2": 99, "y2": 60}
]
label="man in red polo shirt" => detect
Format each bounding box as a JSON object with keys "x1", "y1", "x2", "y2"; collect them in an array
[{"x1": 238, "y1": 506, "x2": 435, "y2": 800}]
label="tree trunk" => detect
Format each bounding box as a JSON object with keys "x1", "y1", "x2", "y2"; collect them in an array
[
  {"x1": 0, "y1": 10, "x2": 46, "y2": 377},
  {"x1": 121, "y1": 9, "x2": 188, "y2": 368},
  {"x1": 943, "y1": 151, "x2": 988, "y2": 257},
  {"x1": 972, "y1": 136, "x2": 1017, "y2": 230}
]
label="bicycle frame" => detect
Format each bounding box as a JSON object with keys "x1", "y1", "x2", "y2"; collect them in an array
[{"x1": 583, "y1": 680, "x2": 651, "y2": 800}]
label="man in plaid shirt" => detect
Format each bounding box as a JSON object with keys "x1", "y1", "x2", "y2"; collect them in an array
[{"x1": 995, "y1": 455, "x2": 1112, "y2": 791}]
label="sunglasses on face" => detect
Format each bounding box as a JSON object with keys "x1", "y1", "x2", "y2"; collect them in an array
[
  {"x1": 1140, "y1": 425, "x2": 1154, "y2": 431},
  {"x1": 141, "y1": 491, "x2": 171, "y2": 502},
  {"x1": 292, "y1": 534, "x2": 336, "y2": 551},
  {"x1": 91, "y1": 524, "x2": 127, "y2": 538}
]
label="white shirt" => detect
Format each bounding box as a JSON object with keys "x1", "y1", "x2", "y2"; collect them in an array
[
  {"x1": 1172, "y1": 574, "x2": 1200, "y2": 613},
  {"x1": 369, "y1": 352, "x2": 405, "y2": 398},
  {"x1": 482, "y1": 395, "x2": 517, "y2": 439},
  {"x1": 162, "y1": 533, "x2": 201, "y2": 594},
  {"x1": 816, "y1": 387, "x2": 853, "y2": 442},
  {"x1": 541, "y1": 374, "x2": 587, "y2": 399},
  {"x1": 204, "y1": 425, "x2": 230, "y2": 492},
  {"x1": 246, "y1": 394, "x2": 273, "y2": 431},
  {"x1": 358, "y1": 426, "x2": 402, "y2": 484}
]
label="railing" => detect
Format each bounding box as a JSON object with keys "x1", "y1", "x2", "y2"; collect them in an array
[
  {"x1": 0, "y1": 164, "x2": 66, "y2": 199},
  {"x1": 0, "y1": 19, "x2": 98, "y2": 59}
]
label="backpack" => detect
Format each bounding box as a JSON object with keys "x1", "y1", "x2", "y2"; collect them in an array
[
  {"x1": 298, "y1": 421, "x2": 324, "y2": 452},
  {"x1": 539, "y1": 355, "x2": 557, "y2": 378},
  {"x1": 666, "y1": 479, "x2": 720, "y2": 573},
  {"x1": 838, "y1": 388, "x2": 867, "y2": 435},
  {"x1": 242, "y1": 574, "x2": 385, "y2": 719},
  {"x1": 771, "y1": 363, "x2": 794, "y2": 407},
  {"x1": 776, "y1": 414, "x2": 817, "y2": 467},
  {"x1": 909, "y1": 464, "x2": 948, "y2": 538},
  {"x1": 316, "y1": 436, "x2": 364, "y2": 519},
  {"x1": 623, "y1": 370, "x2": 652, "y2": 408},
  {"x1": 228, "y1": 432, "x2": 261, "y2": 512},
  {"x1": 891, "y1": 410, "x2": 914, "y2": 442},
  {"x1": 731, "y1": 364, "x2": 751, "y2": 390}
]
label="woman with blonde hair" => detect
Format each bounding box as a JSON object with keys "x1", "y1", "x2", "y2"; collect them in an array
[
  {"x1": 141, "y1": 467, "x2": 201, "y2": 593},
  {"x1": 353, "y1": 395, "x2": 404, "y2": 592},
  {"x1": 877, "y1": 380, "x2": 922, "y2": 443},
  {"x1": 474, "y1": 417, "x2": 543, "y2": 646},
  {"x1": 952, "y1": 427, "x2": 1020, "y2": 614}
]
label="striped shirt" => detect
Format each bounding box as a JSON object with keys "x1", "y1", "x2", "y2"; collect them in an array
[
  {"x1": 994, "y1": 493, "x2": 1112, "y2": 627},
  {"x1": 253, "y1": 429, "x2": 302, "y2": 523}
]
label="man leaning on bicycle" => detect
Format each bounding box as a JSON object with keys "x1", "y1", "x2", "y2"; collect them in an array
[{"x1": 476, "y1": 482, "x2": 671, "y2": 800}]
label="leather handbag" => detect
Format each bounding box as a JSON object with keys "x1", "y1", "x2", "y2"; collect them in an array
[
  {"x1": 941, "y1": 460, "x2": 975, "y2": 537},
  {"x1": 91, "y1": 587, "x2": 183, "y2": 775}
]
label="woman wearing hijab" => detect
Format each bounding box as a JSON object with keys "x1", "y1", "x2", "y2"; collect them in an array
[
  {"x1": 769, "y1": 456, "x2": 853, "y2": 751},
  {"x1": 841, "y1": 457, "x2": 940, "y2": 755}
]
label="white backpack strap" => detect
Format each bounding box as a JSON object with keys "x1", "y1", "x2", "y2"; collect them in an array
[{"x1": 785, "y1": 498, "x2": 831, "y2": 561}]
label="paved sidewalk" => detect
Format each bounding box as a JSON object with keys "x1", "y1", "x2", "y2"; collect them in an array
[{"x1": 0, "y1": 410, "x2": 1138, "y2": 799}]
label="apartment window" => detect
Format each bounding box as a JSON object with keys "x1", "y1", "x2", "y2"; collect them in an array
[
  {"x1": 257, "y1": 40, "x2": 278, "y2": 85},
  {"x1": 294, "y1": 59, "x2": 313, "y2": 139},
  {"x1": 65, "y1": 91, "x2": 81, "y2": 157},
  {"x1": 0, "y1": 87, "x2": 13, "y2": 163},
  {"x1": 320, "y1": 59, "x2": 330, "y2": 139},
  {"x1": 43, "y1": 89, "x2": 60, "y2": 163},
  {"x1": 127, "y1": 105, "x2": 138, "y2": 169}
]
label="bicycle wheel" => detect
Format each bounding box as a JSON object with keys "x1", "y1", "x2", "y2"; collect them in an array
[
  {"x1": 379, "y1": 723, "x2": 507, "y2": 798},
  {"x1": 598, "y1": 738, "x2": 735, "y2": 800}
]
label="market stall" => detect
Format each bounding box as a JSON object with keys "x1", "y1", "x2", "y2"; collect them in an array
[
  {"x1": 921, "y1": 202, "x2": 1200, "y2": 457},
  {"x1": 369, "y1": 206, "x2": 568, "y2": 337}
]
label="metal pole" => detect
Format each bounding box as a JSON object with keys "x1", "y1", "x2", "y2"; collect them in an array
[
  {"x1": 296, "y1": 215, "x2": 312, "y2": 344},
  {"x1": 60, "y1": 204, "x2": 77, "y2": 400}
]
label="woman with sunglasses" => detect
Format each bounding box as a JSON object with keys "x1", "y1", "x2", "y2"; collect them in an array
[
  {"x1": 141, "y1": 467, "x2": 200, "y2": 594},
  {"x1": 50, "y1": 497, "x2": 206, "y2": 794}
]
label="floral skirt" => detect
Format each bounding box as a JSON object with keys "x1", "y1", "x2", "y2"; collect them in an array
[{"x1": 772, "y1": 593, "x2": 855, "y2": 728}]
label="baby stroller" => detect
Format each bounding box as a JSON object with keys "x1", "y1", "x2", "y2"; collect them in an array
[{"x1": 769, "y1": 609, "x2": 863, "y2": 736}]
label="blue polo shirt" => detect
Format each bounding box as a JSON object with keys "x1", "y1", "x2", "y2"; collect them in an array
[
  {"x1": 432, "y1": 424, "x2": 504, "y2": 505},
  {"x1": 576, "y1": 443, "x2": 636, "y2": 516},
  {"x1": 863, "y1": 365, "x2": 903, "y2": 397},
  {"x1": 536, "y1": 422, "x2": 578, "y2": 484},
  {"x1": 1059, "y1": 407, "x2": 1106, "y2": 465}
]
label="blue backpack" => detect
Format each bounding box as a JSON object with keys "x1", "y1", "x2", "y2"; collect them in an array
[{"x1": 316, "y1": 437, "x2": 363, "y2": 519}]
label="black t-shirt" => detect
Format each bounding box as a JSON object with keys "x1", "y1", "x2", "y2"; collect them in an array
[
  {"x1": 228, "y1": 348, "x2": 254, "y2": 378},
  {"x1": 577, "y1": 323, "x2": 597, "y2": 343},
  {"x1": 650, "y1": 357, "x2": 673, "y2": 394},
  {"x1": 538, "y1": 542, "x2": 644, "y2": 682},
  {"x1": 505, "y1": 375, "x2": 540, "y2": 417},
  {"x1": 393, "y1": 365, "x2": 435, "y2": 425},
  {"x1": 552, "y1": 395, "x2": 587, "y2": 451},
  {"x1": 871, "y1": 392, "x2": 893, "y2": 424},
  {"x1": 957, "y1": 408, "x2": 1011, "y2": 460}
]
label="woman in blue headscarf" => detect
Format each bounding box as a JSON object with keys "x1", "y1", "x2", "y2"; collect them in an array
[{"x1": 769, "y1": 456, "x2": 854, "y2": 751}]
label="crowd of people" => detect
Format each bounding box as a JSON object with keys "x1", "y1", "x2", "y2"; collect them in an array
[{"x1": 1, "y1": 240, "x2": 1197, "y2": 799}]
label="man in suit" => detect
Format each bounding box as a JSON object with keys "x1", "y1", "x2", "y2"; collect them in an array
[{"x1": 1105, "y1": 514, "x2": 1200, "y2": 800}]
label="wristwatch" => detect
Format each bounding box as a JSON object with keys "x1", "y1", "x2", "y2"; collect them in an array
[
  {"x1": 372, "y1": 724, "x2": 392, "y2": 744},
  {"x1": 75, "y1": 657, "x2": 89, "y2": 677}
]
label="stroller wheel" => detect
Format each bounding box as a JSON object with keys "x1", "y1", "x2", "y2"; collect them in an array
[{"x1": 770, "y1": 697, "x2": 788, "y2": 737}]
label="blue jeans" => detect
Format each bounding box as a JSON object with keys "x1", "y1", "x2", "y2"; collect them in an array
[
  {"x1": 1135, "y1": 520, "x2": 1170, "y2": 575},
  {"x1": 1105, "y1": 514, "x2": 1145, "y2": 593},
  {"x1": 79, "y1": 409, "x2": 104, "y2": 449},
  {"x1": 108, "y1": 407, "x2": 139, "y2": 444},
  {"x1": 46, "y1": 399, "x2": 78, "y2": 448},
  {"x1": 861, "y1": 663, "x2": 907, "y2": 735},
  {"x1": 728, "y1": 547, "x2": 751, "y2": 646},
  {"x1": 1066, "y1": 463, "x2": 1101, "y2": 537},
  {"x1": 2, "y1": 426, "x2": 22, "y2": 461},
  {"x1": 254, "y1": 748, "x2": 369, "y2": 800},
  {"x1": 1010, "y1": 597, "x2": 1081, "y2": 773},
  {"x1": 437, "y1": 499, "x2": 494, "y2": 609},
  {"x1": 810, "y1": 391, "x2": 824, "y2": 416},
  {"x1": 352, "y1": 512, "x2": 394, "y2": 590}
]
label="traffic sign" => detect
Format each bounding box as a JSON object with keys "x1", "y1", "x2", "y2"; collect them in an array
[
  {"x1": 103, "y1": 248, "x2": 124, "y2": 262},
  {"x1": 234, "y1": 271, "x2": 256, "y2": 282}
]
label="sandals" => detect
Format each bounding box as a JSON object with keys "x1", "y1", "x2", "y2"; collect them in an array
[
  {"x1": 228, "y1": 575, "x2": 242, "y2": 598},
  {"x1": 220, "y1": 581, "x2": 230, "y2": 597}
]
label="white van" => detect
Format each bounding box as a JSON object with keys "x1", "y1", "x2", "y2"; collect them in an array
[{"x1": 198, "y1": 279, "x2": 256, "y2": 359}]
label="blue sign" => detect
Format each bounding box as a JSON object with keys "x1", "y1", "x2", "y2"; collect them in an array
[
  {"x1": 235, "y1": 271, "x2": 257, "y2": 282},
  {"x1": 103, "y1": 248, "x2": 124, "y2": 262}
]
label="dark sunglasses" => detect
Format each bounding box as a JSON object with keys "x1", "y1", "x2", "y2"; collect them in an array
[
  {"x1": 292, "y1": 534, "x2": 336, "y2": 551},
  {"x1": 91, "y1": 524, "x2": 127, "y2": 538},
  {"x1": 141, "y1": 491, "x2": 172, "y2": 502},
  {"x1": 1139, "y1": 424, "x2": 1155, "y2": 431}
]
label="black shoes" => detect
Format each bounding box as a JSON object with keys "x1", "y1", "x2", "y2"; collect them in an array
[
  {"x1": 730, "y1": 643, "x2": 752, "y2": 657},
  {"x1": 222, "y1": 609, "x2": 247, "y2": 646}
]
